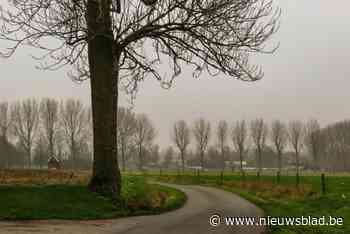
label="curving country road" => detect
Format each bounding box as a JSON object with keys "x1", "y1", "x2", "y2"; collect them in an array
[{"x1": 0, "y1": 184, "x2": 266, "y2": 234}]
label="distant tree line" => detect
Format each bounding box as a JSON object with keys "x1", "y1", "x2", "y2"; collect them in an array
[
  {"x1": 2, "y1": 99, "x2": 350, "y2": 173},
  {"x1": 0, "y1": 99, "x2": 161, "y2": 171},
  {"x1": 0, "y1": 98, "x2": 92, "y2": 169},
  {"x1": 165, "y1": 118, "x2": 350, "y2": 173}
]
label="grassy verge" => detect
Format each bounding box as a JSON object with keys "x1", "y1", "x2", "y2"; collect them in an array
[
  {"x1": 151, "y1": 173, "x2": 350, "y2": 234},
  {"x1": 0, "y1": 173, "x2": 186, "y2": 220}
]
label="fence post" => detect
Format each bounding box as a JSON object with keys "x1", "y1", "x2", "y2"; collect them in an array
[
  {"x1": 257, "y1": 171, "x2": 260, "y2": 181},
  {"x1": 321, "y1": 173, "x2": 326, "y2": 195},
  {"x1": 276, "y1": 171, "x2": 280, "y2": 184}
]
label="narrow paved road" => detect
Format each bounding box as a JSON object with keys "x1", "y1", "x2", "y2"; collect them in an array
[{"x1": 0, "y1": 184, "x2": 266, "y2": 234}]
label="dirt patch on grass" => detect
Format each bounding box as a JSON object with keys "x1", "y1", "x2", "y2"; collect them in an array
[{"x1": 0, "y1": 169, "x2": 90, "y2": 185}]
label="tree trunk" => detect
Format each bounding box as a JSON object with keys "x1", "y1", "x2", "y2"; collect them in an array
[
  {"x1": 239, "y1": 151, "x2": 243, "y2": 173},
  {"x1": 87, "y1": 0, "x2": 121, "y2": 198},
  {"x1": 221, "y1": 147, "x2": 225, "y2": 172},
  {"x1": 39, "y1": 150, "x2": 43, "y2": 169},
  {"x1": 121, "y1": 139, "x2": 126, "y2": 172},
  {"x1": 138, "y1": 143, "x2": 143, "y2": 171},
  {"x1": 295, "y1": 149, "x2": 300, "y2": 186},
  {"x1": 278, "y1": 151, "x2": 282, "y2": 173},
  {"x1": 257, "y1": 147, "x2": 262, "y2": 173},
  {"x1": 27, "y1": 147, "x2": 31, "y2": 168},
  {"x1": 49, "y1": 135, "x2": 54, "y2": 160},
  {"x1": 71, "y1": 137, "x2": 75, "y2": 170},
  {"x1": 200, "y1": 150, "x2": 204, "y2": 171},
  {"x1": 180, "y1": 151, "x2": 185, "y2": 173}
]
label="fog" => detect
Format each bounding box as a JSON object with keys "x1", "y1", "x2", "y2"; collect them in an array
[{"x1": 1, "y1": 0, "x2": 350, "y2": 148}]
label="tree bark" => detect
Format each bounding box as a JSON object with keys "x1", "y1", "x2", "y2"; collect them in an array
[{"x1": 87, "y1": 0, "x2": 121, "y2": 198}]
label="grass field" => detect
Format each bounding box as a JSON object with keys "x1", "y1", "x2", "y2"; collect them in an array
[
  {"x1": 149, "y1": 171, "x2": 350, "y2": 234},
  {"x1": 0, "y1": 169, "x2": 186, "y2": 220}
]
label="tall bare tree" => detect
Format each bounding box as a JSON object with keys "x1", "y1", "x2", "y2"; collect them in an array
[
  {"x1": 172, "y1": 120, "x2": 190, "y2": 172},
  {"x1": 135, "y1": 114, "x2": 156, "y2": 171},
  {"x1": 232, "y1": 120, "x2": 248, "y2": 173},
  {"x1": 60, "y1": 99, "x2": 87, "y2": 170},
  {"x1": 193, "y1": 118, "x2": 211, "y2": 170},
  {"x1": 0, "y1": 101, "x2": 12, "y2": 168},
  {"x1": 11, "y1": 99, "x2": 39, "y2": 168},
  {"x1": 217, "y1": 120, "x2": 228, "y2": 171},
  {"x1": 162, "y1": 146, "x2": 174, "y2": 169},
  {"x1": 40, "y1": 98, "x2": 59, "y2": 160},
  {"x1": 288, "y1": 120, "x2": 304, "y2": 184},
  {"x1": 270, "y1": 120, "x2": 287, "y2": 173},
  {"x1": 0, "y1": 102, "x2": 11, "y2": 140},
  {"x1": 33, "y1": 132, "x2": 48, "y2": 169},
  {"x1": 117, "y1": 107, "x2": 136, "y2": 171},
  {"x1": 250, "y1": 118, "x2": 268, "y2": 173},
  {"x1": 305, "y1": 119, "x2": 323, "y2": 171},
  {"x1": 1, "y1": 0, "x2": 279, "y2": 196}
]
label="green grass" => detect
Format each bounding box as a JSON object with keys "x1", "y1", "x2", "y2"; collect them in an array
[
  {"x1": 0, "y1": 176, "x2": 186, "y2": 220},
  {"x1": 150, "y1": 172, "x2": 350, "y2": 234}
]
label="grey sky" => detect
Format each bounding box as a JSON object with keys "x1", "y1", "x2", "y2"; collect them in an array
[{"x1": 1, "y1": 0, "x2": 350, "y2": 149}]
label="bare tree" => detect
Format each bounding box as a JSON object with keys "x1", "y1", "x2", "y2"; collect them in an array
[
  {"x1": 33, "y1": 132, "x2": 48, "y2": 169},
  {"x1": 288, "y1": 120, "x2": 304, "y2": 184},
  {"x1": 250, "y1": 118, "x2": 268, "y2": 173},
  {"x1": 232, "y1": 120, "x2": 248, "y2": 173},
  {"x1": 0, "y1": 0, "x2": 279, "y2": 196},
  {"x1": 117, "y1": 107, "x2": 136, "y2": 171},
  {"x1": 11, "y1": 99, "x2": 39, "y2": 168},
  {"x1": 0, "y1": 102, "x2": 11, "y2": 140},
  {"x1": 270, "y1": 120, "x2": 287, "y2": 173},
  {"x1": 60, "y1": 99, "x2": 87, "y2": 170},
  {"x1": 135, "y1": 114, "x2": 156, "y2": 171},
  {"x1": 172, "y1": 120, "x2": 190, "y2": 172},
  {"x1": 193, "y1": 118, "x2": 211, "y2": 170},
  {"x1": 40, "y1": 98, "x2": 59, "y2": 160},
  {"x1": 217, "y1": 120, "x2": 228, "y2": 171},
  {"x1": 0, "y1": 101, "x2": 12, "y2": 168},
  {"x1": 305, "y1": 119, "x2": 323, "y2": 171},
  {"x1": 162, "y1": 146, "x2": 174, "y2": 169},
  {"x1": 320, "y1": 121, "x2": 350, "y2": 172}
]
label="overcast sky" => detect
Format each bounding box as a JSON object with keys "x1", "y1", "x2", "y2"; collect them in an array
[{"x1": 1, "y1": 0, "x2": 350, "y2": 149}]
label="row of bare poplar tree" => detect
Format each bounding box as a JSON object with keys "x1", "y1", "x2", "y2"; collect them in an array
[
  {"x1": 1, "y1": 99, "x2": 350, "y2": 172},
  {"x1": 170, "y1": 118, "x2": 350, "y2": 173},
  {"x1": 0, "y1": 98, "x2": 92, "y2": 169},
  {"x1": 0, "y1": 99, "x2": 159, "y2": 170}
]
